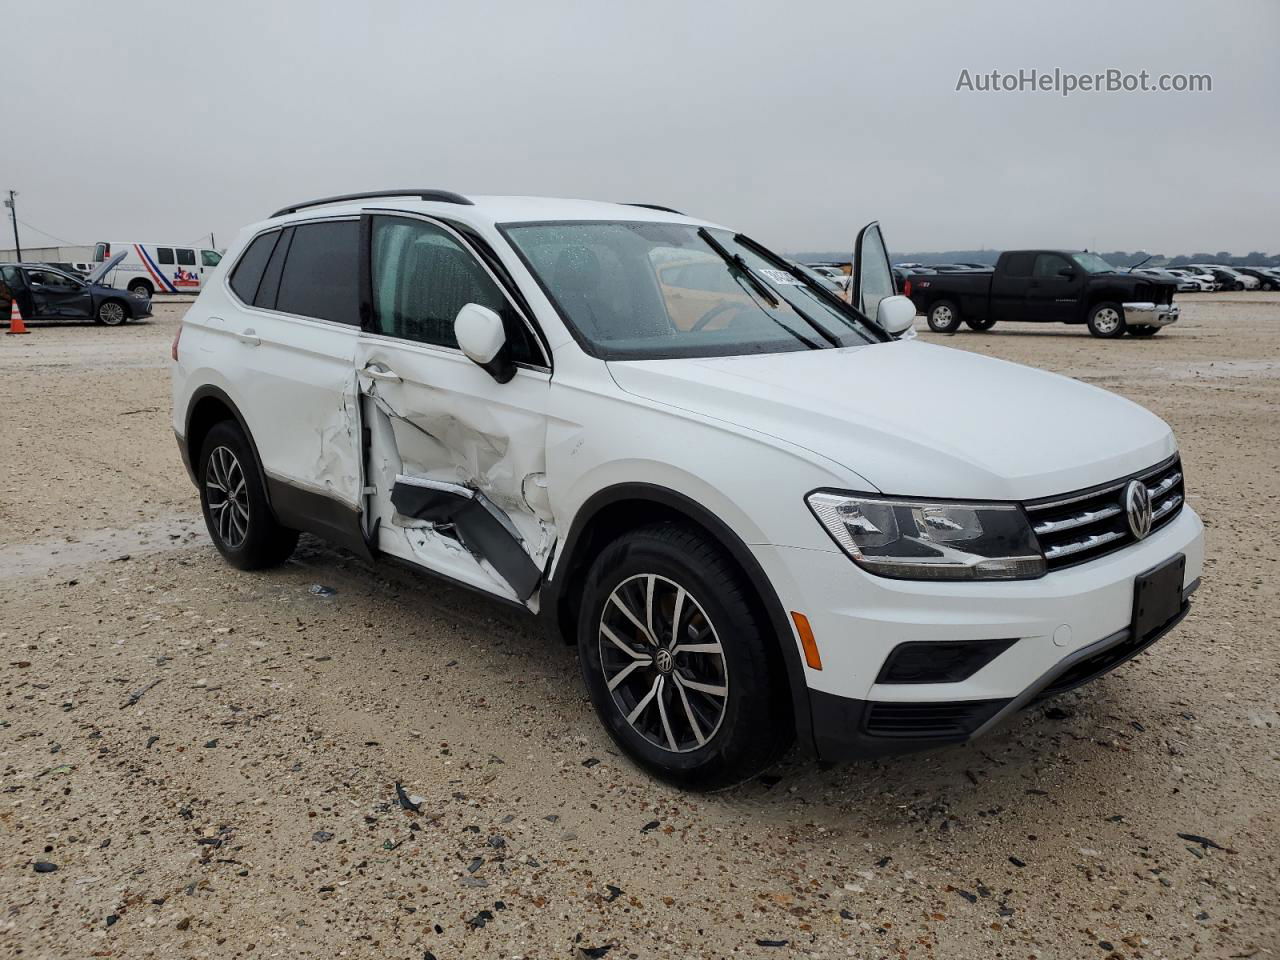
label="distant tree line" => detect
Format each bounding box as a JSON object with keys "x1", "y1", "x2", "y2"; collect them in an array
[{"x1": 792, "y1": 249, "x2": 1280, "y2": 268}]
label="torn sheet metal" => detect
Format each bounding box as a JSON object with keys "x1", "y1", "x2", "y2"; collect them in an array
[{"x1": 390, "y1": 475, "x2": 542, "y2": 601}]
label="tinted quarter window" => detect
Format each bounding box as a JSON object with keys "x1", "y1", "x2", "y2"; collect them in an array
[
  {"x1": 275, "y1": 220, "x2": 361, "y2": 325},
  {"x1": 371, "y1": 216, "x2": 540, "y2": 362},
  {"x1": 1003, "y1": 253, "x2": 1035, "y2": 276},
  {"x1": 229, "y1": 231, "x2": 279, "y2": 304},
  {"x1": 176, "y1": 248, "x2": 196, "y2": 266},
  {"x1": 254, "y1": 227, "x2": 293, "y2": 310},
  {"x1": 157, "y1": 247, "x2": 175, "y2": 265}
]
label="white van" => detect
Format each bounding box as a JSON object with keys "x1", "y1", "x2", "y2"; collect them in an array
[{"x1": 92, "y1": 241, "x2": 224, "y2": 298}]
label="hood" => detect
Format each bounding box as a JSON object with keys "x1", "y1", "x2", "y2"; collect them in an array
[
  {"x1": 85, "y1": 252, "x2": 126, "y2": 285},
  {"x1": 607, "y1": 341, "x2": 1175, "y2": 501}
]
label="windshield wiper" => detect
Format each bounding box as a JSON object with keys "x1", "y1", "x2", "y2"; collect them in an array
[{"x1": 698, "y1": 228, "x2": 780, "y2": 308}]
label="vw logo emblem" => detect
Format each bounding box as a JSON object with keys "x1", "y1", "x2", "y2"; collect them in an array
[
  {"x1": 655, "y1": 648, "x2": 675, "y2": 674},
  {"x1": 1124, "y1": 479, "x2": 1153, "y2": 539}
]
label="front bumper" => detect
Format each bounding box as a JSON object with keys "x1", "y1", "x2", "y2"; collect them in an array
[
  {"x1": 753, "y1": 505, "x2": 1204, "y2": 761},
  {"x1": 808, "y1": 578, "x2": 1197, "y2": 760},
  {"x1": 1122, "y1": 301, "x2": 1180, "y2": 325}
]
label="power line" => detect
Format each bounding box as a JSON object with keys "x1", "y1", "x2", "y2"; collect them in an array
[{"x1": 15, "y1": 219, "x2": 77, "y2": 246}]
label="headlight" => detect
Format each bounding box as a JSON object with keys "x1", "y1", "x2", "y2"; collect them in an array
[{"x1": 806, "y1": 491, "x2": 1044, "y2": 580}]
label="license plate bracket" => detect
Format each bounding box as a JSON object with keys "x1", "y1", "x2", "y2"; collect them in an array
[{"x1": 1132, "y1": 554, "x2": 1186, "y2": 641}]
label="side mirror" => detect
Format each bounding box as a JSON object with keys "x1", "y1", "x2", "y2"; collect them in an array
[
  {"x1": 454, "y1": 303, "x2": 515, "y2": 383},
  {"x1": 1057, "y1": 267, "x2": 1077, "y2": 279},
  {"x1": 875, "y1": 294, "x2": 917, "y2": 336}
]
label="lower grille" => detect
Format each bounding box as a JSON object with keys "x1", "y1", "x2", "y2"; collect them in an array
[
  {"x1": 865, "y1": 699, "x2": 1008, "y2": 739},
  {"x1": 1025, "y1": 455, "x2": 1184, "y2": 571}
]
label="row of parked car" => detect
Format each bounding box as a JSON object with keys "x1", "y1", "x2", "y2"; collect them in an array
[{"x1": 892, "y1": 260, "x2": 1280, "y2": 292}]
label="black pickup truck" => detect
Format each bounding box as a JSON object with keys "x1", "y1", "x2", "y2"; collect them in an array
[{"x1": 905, "y1": 250, "x2": 1179, "y2": 338}]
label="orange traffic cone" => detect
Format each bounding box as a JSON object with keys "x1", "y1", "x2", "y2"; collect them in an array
[{"x1": 6, "y1": 297, "x2": 29, "y2": 335}]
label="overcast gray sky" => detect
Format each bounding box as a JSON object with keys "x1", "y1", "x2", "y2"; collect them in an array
[{"x1": 3, "y1": 0, "x2": 1277, "y2": 255}]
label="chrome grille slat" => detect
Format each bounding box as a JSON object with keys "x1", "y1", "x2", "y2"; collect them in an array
[
  {"x1": 1033, "y1": 504, "x2": 1122, "y2": 536},
  {"x1": 1025, "y1": 456, "x2": 1185, "y2": 571},
  {"x1": 1042, "y1": 529, "x2": 1127, "y2": 561}
]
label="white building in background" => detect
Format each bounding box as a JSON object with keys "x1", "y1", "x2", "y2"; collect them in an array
[{"x1": 0, "y1": 244, "x2": 95, "y2": 263}]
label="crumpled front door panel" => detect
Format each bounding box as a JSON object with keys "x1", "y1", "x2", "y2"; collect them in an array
[{"x1": 356, "y1": 341, "x2": 555, "y2": 607}]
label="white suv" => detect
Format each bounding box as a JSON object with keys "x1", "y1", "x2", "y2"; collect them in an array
[{"x1": 171, "y1": 190, "x2": 1204, "y2": 788}]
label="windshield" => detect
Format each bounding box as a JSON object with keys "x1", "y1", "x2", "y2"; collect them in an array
[
  {"x1": 1070, "y1": 252, "x2": 1118, "y2": 274},
  {"x1": 502, "y1": 221, "x2": 881, "y2": 360}
]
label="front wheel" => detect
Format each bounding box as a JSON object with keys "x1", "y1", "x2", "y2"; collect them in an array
[
  {"x1": 1127, "y1": 325, "x2": 1161, "y2": 337},
  {"x1": 577, "y1": 523, "x2": 792, "y2": 790},
  {"x1": 198, "y1": 421, "x2": 298, "y2": 570},
  {"x1": 927, "y1": 300, "x2": 962, "y2": 333},
  {"x1": 97, "y1": 300, "x2": 128, "y2": 326},
  {"x1": 1087, "y1": 302, "x2": 1126, "y2": 338},
  {"x1": 965, "y1": 316, "x2": 996, "y2": 331}
]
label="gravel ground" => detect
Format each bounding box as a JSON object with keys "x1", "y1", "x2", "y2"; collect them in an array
[{"x1": 1, "y1": 295, "x2": 1277, "y2": 959}]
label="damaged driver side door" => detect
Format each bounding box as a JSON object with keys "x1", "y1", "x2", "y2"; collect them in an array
[{"x1": 356, "y1": 214, "x2": 556, "y2": 607}]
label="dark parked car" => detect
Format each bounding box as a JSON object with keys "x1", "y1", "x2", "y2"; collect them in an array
[
  {"x1": 905, "y1": 250, "x2": 1179, "y2": 338},
  {"x1": 1235, "y1": 267, "x2": 1279, "y2": 291},
  {"x1": 0, "y1": 254, "x2": 151, "y2": 326}
]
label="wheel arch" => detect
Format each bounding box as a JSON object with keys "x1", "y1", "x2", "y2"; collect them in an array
[
  {"x1": 542, "y1": 482, "x2": 815, "y2": 751},
  {"x1": 127, "y1": 277, "x2": 155, "y2": 296},
  {"x1": 183, "y1": 385, "x2": 276, "y2": 515}
]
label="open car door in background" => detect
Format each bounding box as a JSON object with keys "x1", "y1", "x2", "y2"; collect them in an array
[{"x1": 852, "y1": 221, "x2": 898, "y2": 324}]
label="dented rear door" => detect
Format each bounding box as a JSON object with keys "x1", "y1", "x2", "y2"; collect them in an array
[{"x1": 356, "y1": 214, "x2": 556, "y2": 606}]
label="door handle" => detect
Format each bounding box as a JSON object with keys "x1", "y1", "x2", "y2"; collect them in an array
[
  {"x1": 235, "y1": 328, "x2": 260, "y2": 346},
  {"x1": 362, "y1": 364, "x2": 401, "y2": 382}
]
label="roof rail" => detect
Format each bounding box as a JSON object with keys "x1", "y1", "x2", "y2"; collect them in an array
[
  {"x1": 623, "y1": 202, "x2": 686, "y2": 216},
  {"x1": 270, "y1": 189, "x2": 473, "y2": 219}
]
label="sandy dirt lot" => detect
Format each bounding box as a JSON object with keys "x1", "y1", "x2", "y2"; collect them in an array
[{"x1": 1, "y1": 295, "x2": 1277, "y2": 959}]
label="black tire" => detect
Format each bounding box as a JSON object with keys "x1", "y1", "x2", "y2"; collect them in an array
[
  {"x1": 197, "y1": 420, "x2": 298, "y2": 570},
  {"x1": 965, "y1": 316, "x2": 996, "y2": 331},
  {"x1": 128, "y1": 280, "x2": 153, "y2": 299},
  {"x1": 577, "y1": 523, "x2": 792, "y2": 790},
  {"x1": 927, "y1": 300, "x2": 962, "y2": 333},
  {"x1": 96, "y1": 299, "x2": 129, "y2": 326},
  {"x1": 1086, "y1": 301, "x2": 1126, "y2": 338},
  {"x1": 1127, "y1": 325, "x2": 1161, "y2": 337}
]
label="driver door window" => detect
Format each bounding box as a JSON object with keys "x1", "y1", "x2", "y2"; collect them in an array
[{"x1": 370, "y1": 216, "x2": 539, "y2": 363}]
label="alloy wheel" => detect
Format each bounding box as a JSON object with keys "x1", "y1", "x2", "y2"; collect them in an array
[
  {"x1": 598, "y1": 573, "x2": 728, "y2": 754},
  {"x1": 205, "y1": 445, "x2": 250, "y2": 548},
  {"x1": 1093, "y1": 307, "x2": 1121, "y2": 334},
  {"x1": 99, "y1": 301, "x2": 126, "y2": 325}
]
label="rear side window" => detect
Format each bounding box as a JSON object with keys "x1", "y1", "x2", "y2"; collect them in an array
[
  {"x1": 275, "y1": 220, "x2": 360, "y2": 325},
  {"x1": 229, "y1": 231, "x2": 279, "y2": 304},
  {"x1": 1003, "y1": 253, "x2": 1035, "y2": 276},
  {"x1": 370, "y1": 215, "x2": 540, "y2": 362},
  {"x1": 176, "y1": 248, "x2": 196, "y2": 266},
  {"x1": 156, "y1": 247, "x2": 175, "y2": 265}
]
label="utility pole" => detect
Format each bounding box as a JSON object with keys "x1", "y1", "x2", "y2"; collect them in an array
[{"x1": 4, "y1": 191, "x2": 20, "y2": 261}]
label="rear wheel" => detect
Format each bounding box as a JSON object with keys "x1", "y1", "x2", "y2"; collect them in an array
[
  {"x1": 128, "y1": 280, "x2": 153, "y2": 299},
  {"x1": 577, "y1": 523, "x2": 792, "y2": 790},
  {"x1": 927, "y1": 300, "x2": 962, "y2": 333},
  {"x1": 198, "y1": 420, "x2": 298, "y2": 570},
  {"x1": 1087, "y1": 302, "x2": 1126, "y2": 338},
  {"x1": 97, "y1": 299, "x2": 128, "y2": 326},
  {"x1": 1127, "y1": 325, "x2": 1161, "y2": 337}
]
